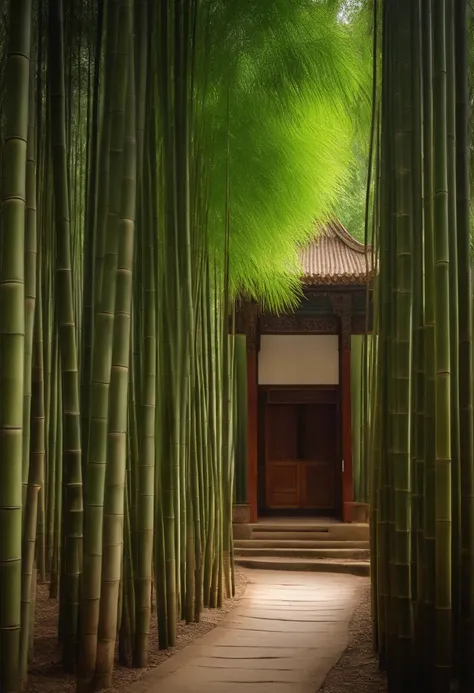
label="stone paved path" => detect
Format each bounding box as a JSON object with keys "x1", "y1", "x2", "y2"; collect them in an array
[{"x1": 127, "y1": 569, "x2": 365, "y2": 693}]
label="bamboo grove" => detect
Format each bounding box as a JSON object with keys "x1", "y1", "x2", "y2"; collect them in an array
[
  {"x1": 0, "y1": 0, "x2": 367, "y2": 690},
  {"x1": 368, "y1": 1, "x2": 474, "y2": 691}
]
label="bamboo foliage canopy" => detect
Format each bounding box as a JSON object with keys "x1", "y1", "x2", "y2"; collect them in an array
[
  {"x1": 368, "y1": 1, "x2": 474, "y2": 692},
  {"x1": 0, "y1": 0, "x2": 369, "y2": 691}
]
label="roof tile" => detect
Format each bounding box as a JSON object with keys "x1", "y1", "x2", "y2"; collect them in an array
[{"x1": 299, "y1": 218, "x2": 373, "y2": 285}]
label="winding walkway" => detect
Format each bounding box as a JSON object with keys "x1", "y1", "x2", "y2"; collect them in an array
[{"x1": 128, "y1": 569, "x2": 365, "y2": 693}]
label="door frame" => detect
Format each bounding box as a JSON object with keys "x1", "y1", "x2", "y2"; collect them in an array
[{"x1": 257, "y1": 385, "x2": 342, "y2": 518}]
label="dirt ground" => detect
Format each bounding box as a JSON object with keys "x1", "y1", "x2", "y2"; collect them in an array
[
  {"x1": 319, "y1": 582, "x2": 387, "y2": 693},
  {"x1": 27, "y1": 570, "x2": 248, "y2": 692}
]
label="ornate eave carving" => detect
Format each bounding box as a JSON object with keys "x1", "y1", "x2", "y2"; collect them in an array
[
  {"x1": 259, "y1": 314, "x2": 338, "y2": 334},
  {"x1": 234, "y1": 290, "x2": 372, "y2": 346}
]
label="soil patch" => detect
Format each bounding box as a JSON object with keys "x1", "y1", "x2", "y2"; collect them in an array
[
  {"x1": 27, "y1": 570, "x2": 247, "y2": 692},
  {"x1": 319, "y1": 582, "x2": 387, "y2": 693}
]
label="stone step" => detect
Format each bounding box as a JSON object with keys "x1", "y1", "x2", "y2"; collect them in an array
[
  {"x1": 235, "y1": 556, "x2": 370, "y2": 577},
  {"x1": 234, "y1": 547, "x2": 370, "y2": 560},
  {"x1": 251, "y1": 526, "x2": 369, "y2": 542},
  {"x1": 234, "y1": 539, "x2": 370, "y2": 549}
]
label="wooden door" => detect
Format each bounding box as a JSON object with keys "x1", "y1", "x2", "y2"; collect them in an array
[
  {"x1": 299, "y1": 404, "x2": 337, "y2": 509},
  {"x1": 265, "y1": 404, "x2": 299, "y2": 508},
  {"x1": 265, "y1": 402, "x2": 338, "y2": 512}
]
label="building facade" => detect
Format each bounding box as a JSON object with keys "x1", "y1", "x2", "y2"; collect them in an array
[{"x1": 235, "y1": 219, "x2": 373, "y2": 524}]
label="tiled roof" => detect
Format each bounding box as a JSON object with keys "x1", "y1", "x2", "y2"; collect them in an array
[{"x1": 299, "y1": 218, "x2": 373, "y2": 285}]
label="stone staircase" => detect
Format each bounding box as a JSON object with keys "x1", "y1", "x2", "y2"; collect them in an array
[{"x1": 234, "y1": 520, "x2": 370, "y2": 576}]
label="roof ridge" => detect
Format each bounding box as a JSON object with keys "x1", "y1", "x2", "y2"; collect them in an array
[{"x1": 323, "y1": 218, "x2": 370, "y2": 253}]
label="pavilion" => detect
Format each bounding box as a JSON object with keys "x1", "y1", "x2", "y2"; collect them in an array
[{"x1": 234, "y1": 218, "x2": 373, "y2": 525}]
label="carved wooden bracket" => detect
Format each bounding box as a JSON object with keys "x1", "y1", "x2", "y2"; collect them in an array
[{"x1": 329, "y1": 294, "x2": 352, "y2": 350}]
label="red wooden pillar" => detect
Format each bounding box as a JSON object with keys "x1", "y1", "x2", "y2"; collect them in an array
[
  {"x1": 332, "y1": 295, "x2": 353, "y2": 523},
  {"x1": 340, "y1": 343, "x2": 353, "y2": 522},
  {"x1": 245, "y1": 302, "x2": 259, "y2": 523}
]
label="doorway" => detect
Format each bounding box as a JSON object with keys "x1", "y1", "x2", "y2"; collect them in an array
[{"x1": 263, "y1": 400, "x2": 340, "y2": 515}]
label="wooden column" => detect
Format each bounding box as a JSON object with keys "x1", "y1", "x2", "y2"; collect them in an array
[
  {"x1": 244, "y1": 302, "x2": 259, "y2": 523},
  {"x1": 331, "y1": 294, "x2": 353, "y2": 523}
]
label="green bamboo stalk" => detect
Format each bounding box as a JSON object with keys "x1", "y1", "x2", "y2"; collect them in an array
[
  {"x1": 22, "y1": 26, "x2": 37, "y2": 509},
  {"x1": 191, "y1": 355, "x2": 204, "y2": 620},
  {"x1": 174, "y1": 0, "x2": 195, "y2": 625},
  {"x1": 20, "y1": 325, "x2": 44, "y2": 685},
  {"x1": 34, "y1": 238, "x2": 46, "y2": 588},
  {"x1": 410, "y1": 0, "x2": 425, "y2": 665},
  {"x1": 203, "y1": 267, "x2": 217, "y2": 609},
  {"x1": 0, "y1": 0, "x2": 32, "y2": 689},
  {"x1": 373, "y1": 3, "x2": 400, "y2": 679},
  {"x1": 28, "y1": 563, "x2": 37, "y2": 663},
  {"x1": 78, "y1": 0, "x2": 131, "y2": 686},
  {"x1": 385, "y1": 7, "x2": 398, "y2": 677},
  {"x1": 133, "y1": 164, "x2": 156, "y2": 667},
  {"x1": 432, "y1": 1, "x2": 452, "y2": 689},
  {"x1": 421, "y1": 0, "x2": 436, "y2": 679},
  {"x1": 49, "y1": 0, "x2": 84, "y2": 669},
  {"x1": 95, "y1": 11, "x2": 135, "y2": 683},
  {"x1": 45, "y1": 281, "x2": 57, "y2": 575},
  {"x1": 118, "y1": 478, "x2": 135, "y2": 666},
  {"x1": 221, "y1": 95, "x2": 233, "y2": 601},
  {"x1": 455, "y1": 0, "x2": 474, "y2": 686},
  {"x1": 445, "y1": 3, "x2": 461, "y2": 670},
  {"x1": 213, "y1": 277, "x2": 224, "y2": 609},
  {"x1": 393, "y1": 3, "x2": 415, "y2": 687},
  {"x1": 19, "y1": 30, "x2": 39, "y2": 687},
  {"x1": 158, "y1": 0, "x2": 179, "y2": 647},
  {"x1": 146, "y1": 108, "x2": 169, "y2": 650},
  {"x1": 81, "y1": 0, "x2": 105, "y2": 465},
  {"x1": 49, "y1": 333, "x2": 61, "y2": 599},
  {"x1": 392, "y1": 13, "x2": 415, "y2": 647}
]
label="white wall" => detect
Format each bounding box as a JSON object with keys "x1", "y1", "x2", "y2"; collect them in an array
[{"x1": 258, "y1": 334, "x2": 339, "y2": 386}]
